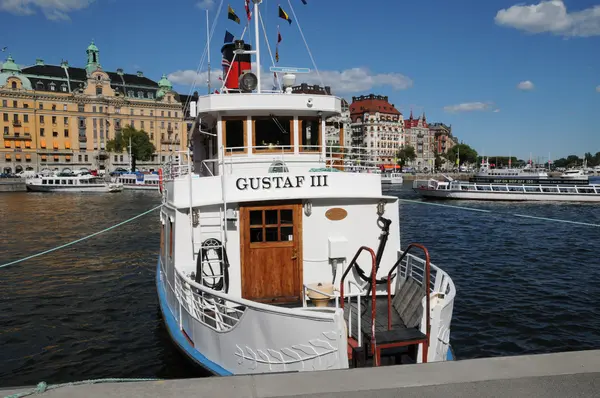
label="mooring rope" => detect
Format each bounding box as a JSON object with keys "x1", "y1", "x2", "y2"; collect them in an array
[
  {"x1": 397, "y1": 198, "x2": 600, "y2": 228},
  {"x1": 0, "y1": 205, "x2": 161, "y2": 269},
  {"x1": 4, "y1": 378, "x2": 162, "y2": 398}
]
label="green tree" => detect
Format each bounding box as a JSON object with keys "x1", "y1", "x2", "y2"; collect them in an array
[
  {"x1": 106, "y1": 125, "x2": 156, "y2": 172},
  {"x1": 396, "y1": 145, "x2": 416, "y2": 169},
  {"x1": 433, "y1": 148, "x2": 444, "y2": 170},
  {"x1": 447, "y1": 143, "x2": 478, "y2": 166}
]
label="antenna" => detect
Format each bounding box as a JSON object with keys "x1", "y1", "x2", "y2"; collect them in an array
[
  {"x1": 206, "y1": 9, "x2": 211, "y2": 94},
  {"x1": 253, "y1": 0, "x2": 262, "y2": 93}
]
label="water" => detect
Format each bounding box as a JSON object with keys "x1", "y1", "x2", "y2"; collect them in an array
[{"x1": 1, "y1": 186, "x2": 600, "y2": 387}]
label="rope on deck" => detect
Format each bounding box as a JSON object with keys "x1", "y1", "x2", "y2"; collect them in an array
[
  {"x1": 4, "y1": 378, "x2": 162, "y2": 398},
  {"x1": 0, "y1": 204, "x2": 162, "y2": 269}
]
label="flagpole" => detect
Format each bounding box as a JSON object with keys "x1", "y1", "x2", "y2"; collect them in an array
[
  {"x1": 206, "y1": 9, "x2": 211, "y2": 94},
  {"x1": 253, "y1": 0, "x2": 261, "y2": 93}
]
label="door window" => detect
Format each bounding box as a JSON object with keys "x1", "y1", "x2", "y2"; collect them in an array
[{"x1": 249, "y1": 208, "x2": 294, "y2": 243}]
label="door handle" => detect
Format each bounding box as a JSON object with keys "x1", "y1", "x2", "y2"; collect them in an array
[{"x1": 291, "y1": 248, "x2": 297, "y2": 260}]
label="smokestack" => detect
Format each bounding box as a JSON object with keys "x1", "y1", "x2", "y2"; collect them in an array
[{"x1": 221, "y1": 40, "x2": 252, "y2": 91}]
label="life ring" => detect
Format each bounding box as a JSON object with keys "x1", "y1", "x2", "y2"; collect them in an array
[{"x1": 158, "y1": 168, "x2": 163, "y2": 193}]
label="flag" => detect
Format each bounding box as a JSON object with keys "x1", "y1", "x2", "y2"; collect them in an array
[
  {"x1": 300, "y1": 0, "x2": 307, "y2": 4},
  {"x1": 214, "y1": 89, "x2": 219, "y2": 94},
  {"x1": 221, "y1": 57, "x2": 231, "y2": 68},
  {"x1": 224, "y1": 30, "x2": 234, "y2": 43},
  {"x1": 244, "y1": 0, "x2": 251, "y2": 21},
  {"x1": 278, "y1": 6, "x2": 292, "y2": 24},
  {"x1": 275, "y1": 26, "x2": 281, "y2": 63},
  {"x1": 227, "y1": 5, "x2": 240, "y2": 24}
]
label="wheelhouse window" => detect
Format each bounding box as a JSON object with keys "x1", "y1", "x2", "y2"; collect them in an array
[
  {"x1": 222, "y1": 117, "x2": 246, "y2": 154},
  {"x1": 252, "y1": 116, "x2": 293, "y2": 153},
  {"x1": 299, "y1": 117, "x2": 321, "y2": 152}
]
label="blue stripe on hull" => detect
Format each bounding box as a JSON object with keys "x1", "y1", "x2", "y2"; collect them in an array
[
  {"x1": 156, "y1": 259, "x2": 232, "y2": 376},
  {"x1": 446, "y1": 345, "x2": 456, "y2": 361}
]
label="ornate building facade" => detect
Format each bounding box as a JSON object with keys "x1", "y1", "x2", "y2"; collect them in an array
[
  {"x1": 349, "y1": 94, "x2": 404, "y2": 164},
  {"x1": 404, "y1": 111, "x2": 433, "y2": 171},
  {"x1": 0, "y1": 42, "x2": 185, "y2": 174}
]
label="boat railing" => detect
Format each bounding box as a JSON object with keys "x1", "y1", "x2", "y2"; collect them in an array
[
  {"x1": 167, "y1": 264, "x2": 342, "y2": 335},
  {"x1": 397, "y1": 250, "x2": 455, "y2": 362}
]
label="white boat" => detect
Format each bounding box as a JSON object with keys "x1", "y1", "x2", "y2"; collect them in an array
[
  {"x1": 475, "y1": 158, "x2": 548, "y2": 179},
  {"x1": 561, "y1": 168, "x2": 586, "y2": 179},
  {"x1": 114, "y1": 172, "x2": 160, "y2": 191},
  {"x1": 413, "y1": 177, "x2": 600, "y2": 202},
  {"x1": 156, "y1": 0, "x2": 455, "y2": 377},
  {"x1": 26, "y1": 173, "x2": 123, "y2": 193},
  {"x1": 381, "y1": 172, "x2": 403, "y2": 185}
]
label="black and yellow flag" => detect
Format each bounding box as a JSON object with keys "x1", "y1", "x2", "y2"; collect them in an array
[
  {"x1": 228, "y1": 5, "x2": 240, "y2": 24},
  {"x1": 278, "y1": 6, "x2": 292, "y2": 25}
]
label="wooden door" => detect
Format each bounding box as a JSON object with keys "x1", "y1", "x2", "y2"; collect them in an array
[{"x1": 240, "y1": 203, "x2": 303, "y2": 303}]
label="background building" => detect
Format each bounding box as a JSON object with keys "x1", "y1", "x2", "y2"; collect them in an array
[
  {"x1": 349, "y1": 94, "x2": 404, "y2": 164},
  {"x1": 404, "y1": 111, "x2": 432, "y2": 171},
  {"x1": 0, "y1": 41, "x2": 185, "y2": 174},
  {"x1": 325, "y1": 98, "x2": 351, "y2": 148}
]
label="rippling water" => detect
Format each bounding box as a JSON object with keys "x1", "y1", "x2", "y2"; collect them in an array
[{"x1": 1, "y1": 185, "x2": 600, "y2": 387}]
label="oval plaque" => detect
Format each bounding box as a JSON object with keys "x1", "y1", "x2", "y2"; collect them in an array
[{"x1": 325, "y1": 208, "x2": 347, "y2": 221}]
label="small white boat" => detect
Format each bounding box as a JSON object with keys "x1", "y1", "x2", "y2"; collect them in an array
[
  {"x1": 113, "y1": 172, "x2": 160, "y2": 191},
  {"x1": 381, "y1": 172, "x2": 403, "y2": 185},
  {"x1": 413, "y1": 177, "x2": 600, "y2": 202},
  {"x1": 26, "y1": 173, "x2": 123, "y2": 193},
  {"x1": 561, "y1": 169, "x2": 586, "y2": 179}
]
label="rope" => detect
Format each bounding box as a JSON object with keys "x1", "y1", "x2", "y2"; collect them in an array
[
  {"x1": 397, "y1": 198, "x2": 600, "y2": 228},
  {"x1": 4, "y1": 378, "x2": 161, "y2": 398},
  {"x1": 0, "y1": 205, "x2": 161, "y2": 269},
  {"x1": 286, "y1": 0, "x2": 324, "y2": 88}
]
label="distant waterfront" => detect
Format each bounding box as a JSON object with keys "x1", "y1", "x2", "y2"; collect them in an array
[{"x1": 1, "y1": 187, "x2": 600, "y2": 387}]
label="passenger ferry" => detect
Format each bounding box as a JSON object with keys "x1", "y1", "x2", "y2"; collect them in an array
[
  {"x1": 157, "y1": 0, "x2": 455, "y2": 377},
  {"x1": 413, "y1": 176, "x2": 600, "y2": 202},
  {"x1": 114, "y1": 172, "x2": 160, "y2": 191},
  {"x1": 26, "y1": 173, "x2": 123, "y2": 193}
]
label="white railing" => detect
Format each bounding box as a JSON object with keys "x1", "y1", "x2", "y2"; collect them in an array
[{"x1": 398, "y1": 252, "x2": 456, "y2": 362}]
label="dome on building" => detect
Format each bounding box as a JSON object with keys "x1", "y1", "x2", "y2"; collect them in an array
[
  {"x1": 2, "y1": 55, "x2": 21, "y2": 74},
  {"x1": 158, "y1": 74, "x2": 172, "y2": 90},
  {"x1": 87, "y1": 40, "x2": 99, "y2": 52}
]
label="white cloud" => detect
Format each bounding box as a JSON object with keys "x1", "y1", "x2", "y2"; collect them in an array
[
  {"x1": 195, "y1": 0, "x2": 214, "y2": 9},
  {"x1": 0, "y1": 0, "x2": 95, "y2": 21},
  {"x1": 495, "y1": 1, "x2": 600, "y2": 37},
  {"x1": 517, "y1": 80, "x2": 535, "y2": 90},
  {"x1": 443, "y1": 102, "x2": 494, "y2": 113},
  {"x1": 169, "y1": 65, "x2": 412, "y2": 94},
  {"x1": 596, "y1": 85, "x2": 600, "y2": 93},
  {"x1": 493, "y1": 109, "x2": 501, "y2": 113}
]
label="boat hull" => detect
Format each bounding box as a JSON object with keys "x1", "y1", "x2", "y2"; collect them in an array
[
  {"x1": 382, "y1": 177, "x2": 403, "y2": 185},
  {"x1": 414, "y1": 187, "x2": 600, "y2": 202},
  {"x1": 26, "y1": 184, "x2": 122, "y2": 193}
]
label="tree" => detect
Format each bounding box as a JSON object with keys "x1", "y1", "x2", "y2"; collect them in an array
[
  {"x1": 396, "y1": 145, "x2": 416, "y2": 169},
  {"x1": 433, "y1": 148, "x2": 444, "y2": 170},
  {"x1": 106, "y1": 125, "x2": 156, "y2": 171},
  {"x1": 446, "y1": 143, "x2": 478, "y2": 166}
]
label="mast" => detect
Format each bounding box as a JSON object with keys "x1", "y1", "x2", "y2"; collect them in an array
[
  {"x1": 253, "y1": 0, "x2": 262, "y2": 93},
  {"x1": 206, "y1": 9, "x2": 211, "y2": 94},
  {"x1": 128, "y1": 135, "x2": 132, "y2": 172}
]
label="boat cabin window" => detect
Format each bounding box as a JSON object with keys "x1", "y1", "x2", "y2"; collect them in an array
[
  {"x1": 299, "y1": 117, "x2": 321, "y2": 152},
  {"x1": 42, "y1": 179, "x2": 47, "y2": 185},
  {"x1": 68, "y1": 180, "x2": 73, "y2": 185},
  {"x1": 55, "y1": 180, "x2": 59, "y2": 185},
  {"x1": 252, "y1": 116, "x2": 293, "y2": 152},
  {"x1": 222, "y1": 117, "x2": 246, "y2": 154},
  {"x1": 61, "y1": 180, "x2": 66, "y2": 185}
]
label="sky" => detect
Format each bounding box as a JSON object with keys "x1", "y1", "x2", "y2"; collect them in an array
[{"x1": 0, "y1": 0, "x2": 599, "y2": 160}]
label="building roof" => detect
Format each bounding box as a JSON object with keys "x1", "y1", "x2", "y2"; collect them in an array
[
  {"x1": 405, "y1": 111, "x2": 428, "y2": 129},
  {"x1": 349, "y1": 94, "x2": 401, "y2": 119}
]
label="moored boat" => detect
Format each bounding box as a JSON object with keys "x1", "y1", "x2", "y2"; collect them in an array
[
  {"x1": 26, "y1": 173, "x2": 123, "y2": 193},
  {"x1": 157, "y1": 0, "x2": 455, "y2": 377},
  {"x1": 413, "y1": 177, "x2": 600, "y2": 202},
  {"x1": 114, "y1": 172, "x2": 160, "y2": 191}
]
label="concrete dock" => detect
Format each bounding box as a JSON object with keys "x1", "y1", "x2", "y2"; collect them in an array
[
  {"x1": 0, "y1": 178, "x2": 26, "y2": 192},
  {"x1": 2, "y1": 349, "x2": 600, "y2": 397}
]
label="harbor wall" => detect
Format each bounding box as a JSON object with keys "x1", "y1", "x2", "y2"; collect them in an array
[
  {"x1": 0, "y1": 178, "x2": 26, "y2": 192},
  {"x1": 2, "y1": 349, "x2": 600, "y2": 397}
]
